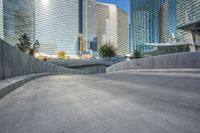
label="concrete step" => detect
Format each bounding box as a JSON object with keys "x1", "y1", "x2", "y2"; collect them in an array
[{"x1": 0, "y1": 73, "x2": 64, "y2": 100}]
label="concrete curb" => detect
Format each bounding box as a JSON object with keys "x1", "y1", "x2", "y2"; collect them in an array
[
  {"x1": 0, "y1": 73, "x2": 63, "y2": 100},
  {"x1": 107, "y1": 69, "x2": 200, "y2": 74}
]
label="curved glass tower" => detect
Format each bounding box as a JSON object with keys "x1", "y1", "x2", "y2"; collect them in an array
[
  {"x1": 130, "y1": 0, "x2": 176, "y2": 53},
  {"x1": 35, "y1": 0, "x2": 97, "y2": 56},
  {"x1": 34, "y1": 0, "x2": 80, "y2": 56}
]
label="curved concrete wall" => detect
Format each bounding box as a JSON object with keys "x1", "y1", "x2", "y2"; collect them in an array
[
  {"x1": 106, "y1": 52, "x2": 200, "y2": 73},
  {"x1": 0, "y1": 39, "x2": 88, "y2": 80}
]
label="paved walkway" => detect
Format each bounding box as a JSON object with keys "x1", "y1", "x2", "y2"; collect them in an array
[{"x1": 0, "y1": 72, "x2": 200, "y2": 133}]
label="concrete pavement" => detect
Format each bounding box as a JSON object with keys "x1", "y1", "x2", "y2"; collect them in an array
[{"x1": 0, "y1": 72, "x2": 200, "y2": 133}]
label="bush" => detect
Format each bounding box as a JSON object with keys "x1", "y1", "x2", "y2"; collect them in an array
[
  {"x1": 57, "y1": 51, "x2": 66, "y2": 60},
  {"x1": 130, "y1": 51, "x2": 142, "y2": 59}
]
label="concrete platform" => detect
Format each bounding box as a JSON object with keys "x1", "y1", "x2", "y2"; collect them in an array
[{"x1": 0, "y1": 72, "x2": 199, "y2": 133}]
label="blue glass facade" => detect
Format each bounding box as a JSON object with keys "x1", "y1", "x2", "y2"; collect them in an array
[
  {"x1": 130, "y1": 0, "x2": 159, "y2": 53},
  {"x1": 130, "y1": 0, "x2": 181, "y2": 54}
]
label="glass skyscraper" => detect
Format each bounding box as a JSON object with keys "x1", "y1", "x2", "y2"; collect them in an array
[
  {"x1": 0, "y1": 0, "x2": 34, "y2": 45},
  {"x1": 34, "y1": 0, "x2": 97, "y2": 56},
  {"x1": 34, "y1": 0, "x2": 80, "y2": 56},
  {"x1": 130, "y1": 0, "x2": 199, "y2": 55},
  {"x1": 0, "y1": 0, "x2": 97, "y2": 56},
  {"x1": 131, "y1": 0, "x2": 156, "y2": 53}
]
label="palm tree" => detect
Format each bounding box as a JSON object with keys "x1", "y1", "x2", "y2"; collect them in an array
[{"x1": 99, "y1": 43, "x2": 117, "y2": 60}]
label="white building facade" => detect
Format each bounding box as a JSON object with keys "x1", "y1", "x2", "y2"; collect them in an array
[{"x1": 96, "y1": 2, "x2": 129, "y2": 55}]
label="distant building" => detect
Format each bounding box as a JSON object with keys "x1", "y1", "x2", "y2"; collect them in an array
[
  {"x1": 96, "y1": 2, "x2": 129, "y2": 56},
  {"x1": 159, "y1": 0, "x2": 170, "y2": 43},
  {"x1": 82, "y1": 0, "x2": 97, "y2": 52},
  {"x1": 117, "y1": 7, "x2": 130, "y2": 55},
  {"x1": 96, "y1": 2, "x2": 109, "y2": 51},
  {"x1": 0, "y1": 0, "x2": 34, "y2": 45},
  {"x1": 176, "y1": 0, "x2": 200, "y2": 51}
]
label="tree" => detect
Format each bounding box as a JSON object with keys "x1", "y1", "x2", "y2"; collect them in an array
[
  {"x1": 29, "y1": 40, "x2": 40, "y2": 56},
  {"x1": 16, "y1": 33, "x2": 40, "y2": 56},
  {"x1": 130, "y1": 50, "x2": 142, "y2": 59},
  {"x1": 57, "y1": 51, "x2": 66, "y2": 60},
  {"x1": 99, "y1": 44, "x2": 117, "y2": 60}
]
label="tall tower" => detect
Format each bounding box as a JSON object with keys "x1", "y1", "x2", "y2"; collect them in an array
[
  {"x1": 130, "y1": 0, "x2": 177, "y2": 54},
  {"x1": 35, "y1": 0, "x2": 81, "y2": 56},
  {"x1": 96, "y1": 2, "x2": 109, "y2": 50},
  {"x1": 117, "y1": 7, "x2": 130, "y2": 55},
  {"x1": 96, "y1": 2, "x2": 129, "y2": 55}
]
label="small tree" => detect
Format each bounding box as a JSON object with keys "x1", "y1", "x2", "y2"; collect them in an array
[
  {"x1": 57, "y1": 51, "x2": 66, "y2": 60},
  {"x1": 29, "y1": 40, "x2": 40, "y2": 56},
  {"x1": 16, "y1": 33, "x2": 40, "y2": 56},
  {"x1": 130, "y1": 50, "x2": 142, "y2": 59},
  {"x1": 99, "y1": 44, "x2": 117, "y2": 60}
]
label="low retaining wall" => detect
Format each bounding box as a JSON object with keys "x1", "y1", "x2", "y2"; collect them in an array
[
  {"x1": 106, "y1": 52, "x2": 200, "y2": 73},
  {"x1": 49, "y1": 60, "x2": 109, "y2": 74},
  {"x1": 68, "y1": 64, "x2": 107, "y2": 74},
  {"x1": 0, "y1": 39, "x2": 88, "y2": 80}
]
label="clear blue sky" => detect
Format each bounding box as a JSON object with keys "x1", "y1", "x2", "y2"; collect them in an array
[{"x1": 97, "y1": 0, "x2": 130, "y2": 15}]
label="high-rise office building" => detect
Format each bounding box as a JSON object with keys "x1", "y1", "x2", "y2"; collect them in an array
[
  {"x1": 0, "y1": 0, "x2": 34, "y2": 45},
  {"x1": 35, "y1": 0, "x2": 97, "y2": 56},
  {"x1": 117, "y1": 7, "x2": 130, "y2": 55},
  {"x1": 96, "y1": 2, "x2": 129, "y2": 55},
  {"x1": 96, "y1": 2, "x2": 109, "y2": 51},
  {"x1": 34, "y1": 0, "x2": 81, "y2": 56},
  {"x1": 130, "y1": 0, "x2": 200, "y2": 54}
]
